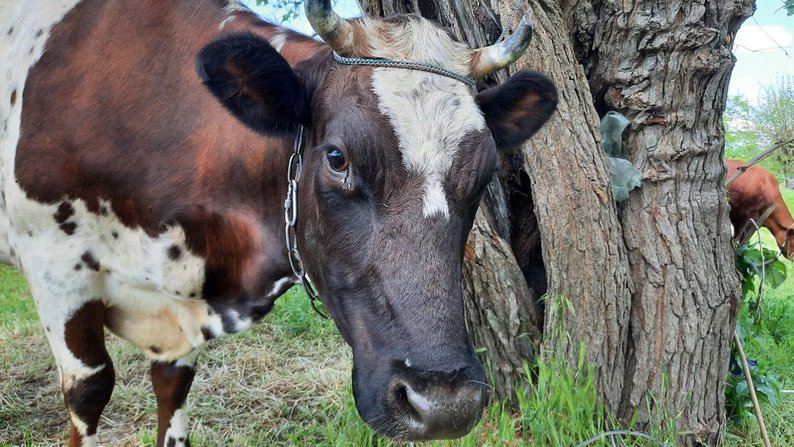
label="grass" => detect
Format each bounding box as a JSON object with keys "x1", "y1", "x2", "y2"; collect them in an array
[
  {"x1": 0, "y1": 277, "x2": 351, "y2": 446},
  {"x1": 0, "y1": 264, "x2": 678, "y2": 446},
  {"x1": 1, "y1": 184, "x2": 794, "y2": 445}
]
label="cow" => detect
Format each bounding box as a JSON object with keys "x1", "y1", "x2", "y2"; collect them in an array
[
  {"x1": 725, "y1": 159, "x2": 794, "y2": 259},
  {"x1": 0, "y1": 0, "x2": 558, "y2": 445}
]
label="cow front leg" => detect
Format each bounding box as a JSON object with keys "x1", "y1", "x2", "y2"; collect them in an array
[
  {"x1": 41, "y1": 299, "x2": 115, "y2": 447},
  {"x1": 151, "y1": 351, "x2": 198, "y2": 447}
]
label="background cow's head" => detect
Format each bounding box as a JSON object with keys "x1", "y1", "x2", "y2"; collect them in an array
[{"x1": 196, "y1": 1, "x2": 557, "y2": 440}]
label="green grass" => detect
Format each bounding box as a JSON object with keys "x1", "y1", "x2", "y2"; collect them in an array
[
  {"x1": 723, "y1": 182, "x2": 794, "y2": 446},
  {"x1": 2, "y1": 183, "x2": 794, "y2": 445},
  {"x1": 0, "y1": 265, "x2": 36, "y2": 327}
]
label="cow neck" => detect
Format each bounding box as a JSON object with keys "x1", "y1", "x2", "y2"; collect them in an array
[{"x1": 284, "y1": 126, "x2": 329, "y2": 319}]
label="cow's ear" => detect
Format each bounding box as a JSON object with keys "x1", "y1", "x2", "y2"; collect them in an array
[
  {"x1": 196, "y1": 33, "x2": 311, "y2": 135},
  {"x1": 475, "y1": 71, "x2": 558, "y2": 150}
]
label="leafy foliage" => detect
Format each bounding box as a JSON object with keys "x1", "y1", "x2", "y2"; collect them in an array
[
  {"x1": 735, "y1": 242, "x2": 788, "y2": 318},
  {"x1": 785, "y1": 1, "x2": 794, "y2": 16},
  {"x1": 254, "y1": 0, "x2": 303, "y2": 22},
  {"x1": 724, "y1": 76, "x2": 794, "y2": 177},
  {"x1": 727, "y1": 241, "x2": 787, "y2": 421}
]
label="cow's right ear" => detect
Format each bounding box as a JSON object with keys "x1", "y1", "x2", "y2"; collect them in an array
[{"x1": 196, "y1": 33, "x2": 311, "y2": 135}]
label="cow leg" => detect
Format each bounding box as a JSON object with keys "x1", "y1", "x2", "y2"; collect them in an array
[
  {"x1": 40, "y1": 299, "x2": 114, "y2": 447},
  {"x1": 151, "y1": 350, "x2": 198, "y2": 447}
]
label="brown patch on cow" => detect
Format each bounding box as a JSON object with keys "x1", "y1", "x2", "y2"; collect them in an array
[
  {"x1": 726, "y1": 159, "x2": 794, "y2": 258},
  {"x1": 10, "y1": 89, "x2": 17, "y2": 106},
  {"x1": 67, "y1": 426, "x2": 83, "y2": 447},
  {"x1": 54, "y1": 201, "x2": 74, "y2": 223},
  {"x1": 152, "y1": 361, "x2": 196, "y2": 447},
  {"x1": 81, "y1": 252, "x2": 100, "y2": 271},
  {"x1": 64, "y1": 302, "x2": 107, "y2": 367},
  {"x1": 149, "y1": 345, "x2": 162, "y2": 354},
  {"x1": 74, "y1": 263, "x2": 82, "y2": 271},
  {"x1": 16, "y1": 0, "x2": 304, "y2": 307},
  {"x1": 168, "y1": 245, "x2": 182, "y2": 261},
  {"x1": 60, "y1": 222, "x2": 78, "y2": 235},
  {"x1": 63, "y1": 301, "x2": 115, "y2": 441},
  {"x1": 183, "y1": 211, "x2": 263, "y2": 298},
  {"x1": 167, "y1": 438, "x2": 176, "y2": 447}
]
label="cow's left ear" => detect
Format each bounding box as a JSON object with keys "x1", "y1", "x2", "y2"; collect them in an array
[
  {"x1": 196, "y1": 33, "x2": 311, "y2": 135},
  {"x1": 475, "y1": 71, "x2": 558, "y2": 150}
]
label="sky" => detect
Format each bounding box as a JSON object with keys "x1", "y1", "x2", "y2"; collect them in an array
[
  {"x1": 245, "y1": 0, "x2": 794, "y2": 104},
  {"x1": 731, "y1": 1, "x2": 794, "y2": 103}
]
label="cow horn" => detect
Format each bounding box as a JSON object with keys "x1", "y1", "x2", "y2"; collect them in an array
[
  {"x1": 305, "y1": 0, "x2": 352, "y2": 53},
  {"x1": 470, "y1": 15, "x2": 534, "y2": 78}
]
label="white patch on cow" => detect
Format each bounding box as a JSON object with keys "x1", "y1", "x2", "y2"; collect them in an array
[
  {"x1": 225, "y1": 309, "x2": 252, "y2": 332},
  {"x1": 176, "y1": 349, "x2": 199, "y2": 368},
  {"x1": 67, "y1": 412, "x2": 99, "y2": 447},
  {"x1": 0, "y1": 0, "x2": 84, "y2": 264},
  {"x1": 219, "y1": 0, "x2": 248, "y2": 30},
  {"x1": 68, "y1": 413, "x2": 96, "y2": 447},
  {"x1": 164, "y1": 409, "x2": 190, "y2": 447},
  {"x1": 269, "y1": 31, "x2": 288, "y2": 53},
  {"x1": 268, "y1": 276, "x2": 297, "y2": 297},
  {"x1": 365, "y1": 18, "x2": 486, "y2": 218},
  {"x1": 204, "y1": 312, "x2": 226, "y2": 339}
]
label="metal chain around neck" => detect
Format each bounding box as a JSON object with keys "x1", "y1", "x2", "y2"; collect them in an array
[
  {"x1": 284, "y1": 126, "x2": 330, "y2": 319},
  {"x1": 332, "y1": 52, "x2": 477, "y2": 88}
]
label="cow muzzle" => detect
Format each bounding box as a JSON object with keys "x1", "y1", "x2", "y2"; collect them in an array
[{"x1": 356, "y1": 357, "x2": 487, "y2": 440}]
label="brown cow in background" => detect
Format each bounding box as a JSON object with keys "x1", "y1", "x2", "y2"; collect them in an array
[{"x1": 725, "y1": 159, "x2": 794, "y2": 259}]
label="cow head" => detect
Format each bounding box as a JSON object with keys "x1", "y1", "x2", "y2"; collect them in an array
[
  {"x1": 196, "y1": 2, "x2": 557, "y2": 440},
  {"x1": 781, "y1": 226, "x2": 794, "y2": 260}
]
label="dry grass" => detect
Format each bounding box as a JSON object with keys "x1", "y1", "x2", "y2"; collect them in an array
[{"x1": 0, "y1": 288, "x2": 352, "y2": 446}]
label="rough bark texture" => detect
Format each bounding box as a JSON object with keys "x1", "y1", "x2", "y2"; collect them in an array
[
  {"x1": 358, "y1": 0, "x2": 747, "y2": 443},
  {"x1": 462, "y1": 207, "x2": 542, "y2": 401},
  {"x1": 560, "y1": 0, "x2": 752, "y2": 443}
]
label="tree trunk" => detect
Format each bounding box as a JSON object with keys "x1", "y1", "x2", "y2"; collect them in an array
[
  {"x1": 359, "y1": 0, "x2": 748, "y2": 443},
  {"x1": 559, "y1": 0, "x2": 753, "y2": 443}
]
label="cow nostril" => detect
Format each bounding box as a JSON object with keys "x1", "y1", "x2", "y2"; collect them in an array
[
  {"x1": 393, "y1": 382, "x2": 423, "y2": 426},
  {"x1": 386, "y1": 377, "x2": 485, "y2": 440}
]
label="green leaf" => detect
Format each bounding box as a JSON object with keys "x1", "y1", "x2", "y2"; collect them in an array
[
  {"x1": 763, "y1": 259, "x2": 787, "y2": 288},
  {"x1": 735, "y1": 380, "x2": 749, "y2": 397}
]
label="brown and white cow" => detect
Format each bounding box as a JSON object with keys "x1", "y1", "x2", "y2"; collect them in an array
[
  {"x1": 725, "y1": 159, "x2": 794, "y2": 258},
  {"x1": 0, "y1": 0, "x2": 557, "y2": 445}
]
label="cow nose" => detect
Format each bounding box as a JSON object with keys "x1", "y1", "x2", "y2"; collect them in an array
[{"x1": 387, "y1": 372, "x2": 486, "y2": 440}]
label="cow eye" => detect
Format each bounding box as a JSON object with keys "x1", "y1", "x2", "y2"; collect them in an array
[{"x1": 326, "y1": 147, "x2": 348, "y2": 172}]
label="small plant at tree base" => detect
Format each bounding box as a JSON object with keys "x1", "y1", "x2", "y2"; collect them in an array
[{"x1": 727, "y1": 242, "x2": 785, "y2": 421}]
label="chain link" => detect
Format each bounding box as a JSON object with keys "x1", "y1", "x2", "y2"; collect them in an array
[{"x1": 283, "y1": 126, "x2": 330, "y2": 319}]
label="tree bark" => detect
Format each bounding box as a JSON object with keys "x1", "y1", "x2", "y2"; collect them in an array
[
  {"x1": 560, "y1": 0, "x2": 753, "y2": 443},
  {"x1": 358, "y1": 0, "x2": 748, "y2": 443}
]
